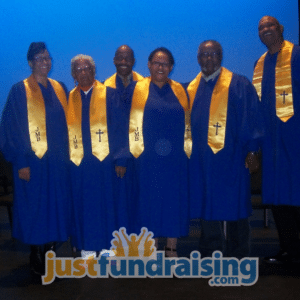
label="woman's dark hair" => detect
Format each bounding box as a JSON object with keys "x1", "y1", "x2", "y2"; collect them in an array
[
  {"x1": 27, "y1": 42, "x2": 48, "y2": 62},
  {"x1": 148, "y1": 47, "x2": 175, "y2": 66}
]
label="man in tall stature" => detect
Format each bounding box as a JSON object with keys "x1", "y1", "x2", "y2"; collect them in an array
[{"x1": 253, "y1": 16, "x2": 300, "y2": 263}]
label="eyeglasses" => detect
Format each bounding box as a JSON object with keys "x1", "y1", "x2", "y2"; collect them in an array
[
  {"x1": 33, "y1": 56, "x2": 52, "y2": 63},
  {"x1": 75, "y1": 66, "x2": 93, "y2": 73},
  {"x1": 151, "y1": 61, "x2": 170, "y2": 68},
  {"x1": 199, "y1": 52, "x2": 220, "y2": 58}
]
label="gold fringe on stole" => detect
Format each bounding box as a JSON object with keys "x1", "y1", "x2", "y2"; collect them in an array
[
  {"x1": 129, "y1": 78, "x2": 192, "y2": 158},
  {"x1": 187, "y1": 67, "x2": 233, "y2": 154},
  {"x1": 24, "y1": 75, "x2": 67, "y2": 159},
  {"x1": 104, "y1": 71, "x2": 144, "y2": 88},
  {"x1": 67, "y1": 80, "x2": 109, "y2": 166},
  {"x1": 253, "y1": 40, "x2": 294, "y2": 122}
]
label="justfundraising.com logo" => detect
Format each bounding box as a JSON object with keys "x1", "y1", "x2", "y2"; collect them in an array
[{"x1": 42, "y1": 227, "x2": 258, "y2": 286}]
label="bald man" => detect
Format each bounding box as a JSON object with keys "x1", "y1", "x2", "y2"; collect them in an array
[
  {"x1": 253, "y1": 16, "x2": 300, "y2": 263},
  {"x1": 104, "y1": 45, "x2": 143, "y2": 91},
  {"x1": 104, "y1": 45, "x2": 143, "y2": 234}
]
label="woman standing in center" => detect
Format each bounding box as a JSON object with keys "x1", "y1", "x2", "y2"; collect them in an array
[{"x1": 125, "y1": 47, "x2": 191, "y2": 257}]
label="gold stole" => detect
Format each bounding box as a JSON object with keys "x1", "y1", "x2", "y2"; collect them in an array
[
  {"x1": 67, "y1": 80, "x2": 109, "y2": 166},
  {"x1": 104, "y1": 71, "x2": 144, "y2": 88},
  {"x1": 24, "y1": 75, "x2": 67, "y2": 159},
  {"x1": 187, "y1": 67, "x2": 233, "y2": 154},
  {"x1": 252, "y1": 40, "x2": 294, "y2": 122},
  {"x1": 129, "y1": 77, "x2": 192, "y2": 158}
]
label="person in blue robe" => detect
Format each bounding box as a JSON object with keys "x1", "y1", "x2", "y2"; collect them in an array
[
  {"x1": 104, "y1": 45, "x2": 144, "y2": 94},
  {"x1": 68, "y1": 54, "x2": 124, "y2": 255},
  {"x1": 0, "y1": 42, "x2": 70, "y2": 280},
  {"x1": 104, "y1": 45, "x2": 143, "y2": 233},
  {"x1": 188, "y1": 40, "x2": 262, "y2": 258},
  {"x1": 255, "y1": 16, "x2": 300, "y2": 263},
  {"x1": 124, "y1": 47, "x2": 190, "y2": 257}
]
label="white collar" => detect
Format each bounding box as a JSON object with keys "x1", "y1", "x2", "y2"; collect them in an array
[{"x1": 202, "y1": 67, "x2": 221, "y2": 82}]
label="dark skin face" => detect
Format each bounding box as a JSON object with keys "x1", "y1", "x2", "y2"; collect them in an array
[
  {"x1": 73, "y1": 59, "x2": 95, "y2": 88},
  {"x1": 258, "y1": 16, "x2": 284, "y2": 54},
  {"x1": 198, "y1": 42, "x2": 222, "y2": 76},
  {"x1": 148, "y1": 51, "x2": 173, "y2": 88},
  {"x1": 114, "y1": 46, "x2": 135, "y2": 77},
  {"x1": 29, "y1": 50, "x2": 52, "y2": 78}
]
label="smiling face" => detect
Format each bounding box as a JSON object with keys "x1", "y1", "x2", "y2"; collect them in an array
[
  {"x1": 198, "y1": 41, "x2": 222, "y2": 77},
  {"x1": 258, "y1": 16, "x2": 283, "y2": 52},
  {"x1": 29, "y1": 50, "x2": 52, "y2": 77},
  {"x1": 73, "y1": 58, "x2": 95, "y2": 88},
  {"x1": 114, "y1": 46, "x2": 135, "y2": 77},
  {"x1": 148, "y1": 51, "x2": 173, "y2": 88}
]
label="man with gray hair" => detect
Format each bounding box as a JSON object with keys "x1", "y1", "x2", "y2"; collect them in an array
[
  {"x1": 188, "y1": 40, "x2": 263, "y2": 258},
  {"x1": 67, "y1": 54, "x2": 126, "y2": 257}
]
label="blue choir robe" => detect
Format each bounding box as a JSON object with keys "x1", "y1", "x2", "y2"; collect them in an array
[
  {"x1": 105, "y1": 74, "x2": 139, "y2": 233},
  {"x1": 189, "y1": 73, "x2": 263, "y2": 221},
  {"x1": 108, "y1": 74, "x2": 133, "y2": 97},
  {"x1": 124, "y1": 81, "x2": 190, "y2": 238},
  {"x1": 0, "y1": 80, "x2": 71, "y2": 245},
  {"x1": 259, "y1": 44, "x2": 300, "y2": 206},
  {"x1": 69, "y1": 86, "x2": 123, "y2": 251}
]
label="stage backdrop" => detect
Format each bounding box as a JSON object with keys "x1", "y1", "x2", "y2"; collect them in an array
[{"x1": 0, "y1": 0, "x2": 298, "y2": 113}]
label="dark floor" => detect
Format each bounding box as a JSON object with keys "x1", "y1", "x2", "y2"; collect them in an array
[{"x1": 1, "y1": 201, "x2": 300, "y2": 300}]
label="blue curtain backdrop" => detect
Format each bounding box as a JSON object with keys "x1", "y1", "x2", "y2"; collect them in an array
[{"x1": 0, "y1": 0, "x2": 298, "y2": 113}]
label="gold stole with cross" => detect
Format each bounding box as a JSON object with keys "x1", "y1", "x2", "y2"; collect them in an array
[
  {"x1": 252, "y1": 40, "x2": 294, "y2": 122},
  {"x1": 24, "y1": 75, "x2": 67, "y2": 159},
  {"x1": 67, "y1": 80, "x2": 109, "y2": 166},
  {"x1": 187, "y1": 67, "x2": 233, "y2": 154}
]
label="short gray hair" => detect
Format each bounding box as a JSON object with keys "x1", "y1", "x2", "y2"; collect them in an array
[{"x1": 71, "y1": 54, "x2": 96, "y2": 79}]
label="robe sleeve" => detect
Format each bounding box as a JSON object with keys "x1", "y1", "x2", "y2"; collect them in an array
[
  {"x1": 106, "y1": 86, "x2": 129, "y2": 167},
  {"x1": 114, "y1": 81, "x2": 137, "y2": 166},
  {"x1": 234, "y1": 75, "x2": 264, "y2": 152},
  {"x1": 0, "y1": 83, "x2": 32, "y2": 170},
  {"x1": 292, "y1": 47, "x2": 300, "y2": 87}
]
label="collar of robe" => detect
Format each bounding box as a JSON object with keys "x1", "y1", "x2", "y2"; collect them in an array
[
  {"x1": 67, "y1": 80, "x2": 109, "y2": 166},
  {"x1": 23, "y1": 74, "x2": 67, "y2": 159},
  {"x1": 253, "y1": 40, "x2": 294, "y2": 122},
  {"x1": 129, "y1": 77, "x2": 192, "y2": 159},
  {"x1": 78, "y1": 82, "x2": 94, "y2": 92},
  {"x1": 187, "y1": 67, "x2": 233, "y2": 154},
  {"x1": 104, "y1": 71, "x2": 144, "y2": 88}
]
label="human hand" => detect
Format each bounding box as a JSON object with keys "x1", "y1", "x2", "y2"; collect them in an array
[
  {"x1": 245, "y1": 152, "x2": 259, "y2": 174},
  {"x1": 18, "y1": 167, "x2": 30, "y2": 182},
  {"x1": 115, "y1": 166, "x2": 126, "y2": 178}
]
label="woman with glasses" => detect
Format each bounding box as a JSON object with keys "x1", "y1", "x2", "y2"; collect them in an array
[
  {"x1": 124, "y1": 47, "x2": 191, "y2": 257},
  {"x1": 0, "y1": 42, "x2": 70, "y2": 282}
]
